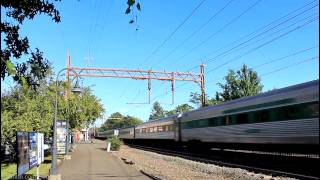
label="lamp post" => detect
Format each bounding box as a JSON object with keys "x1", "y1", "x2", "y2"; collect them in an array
[
  {"x1": 49, "y1": 68, "x2": 81, "y2": 179},
  {"x1": 65, "y1": 80, "x2": 81, "y2": 156}
]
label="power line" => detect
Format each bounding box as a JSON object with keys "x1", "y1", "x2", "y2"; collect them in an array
[
  {"x1": 254, "y1": 45, "x2": 319, "y2": 69},
  {"x1": 261, "y1": 56, "x2": 319, "y2": 77},
  {"x1": 174, "y1": 0, "x2": 263, "y2": 65},
  {"x1": 184, "y1": 0, "x2": 319, "y2": 72},
  {"x1": 205, "y1": 16, "x2": 319, "y2": 74},
  {"x1": 147, "y1": 0, "x2": 319, "y2": 104},
  {"x1": 138, "y1": 0, "x2": 207, "y2": 68},
  {"x1": 150, "y1": 16, "x2": 318, "y2": 103},
  {"x1": 206, "y1": 45, "x2": 318, "y2": 84},
  {"x1": 212, "y1": 12, "x2": 319, "y2": 63},
  {"x1": 156, "y1": 0, "x2": 236, "y2": 67}
]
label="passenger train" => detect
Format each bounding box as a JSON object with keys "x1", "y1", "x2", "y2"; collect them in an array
[{"x1": 96, "y1": 80, "x2": 319, "y2": 153}]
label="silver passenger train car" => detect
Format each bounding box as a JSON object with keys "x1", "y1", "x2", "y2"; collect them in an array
[
  {"x1": 135, "y1": 115, "x2": 177, "y2": 140},
  {"x1": 118, "y1": 126, "x2": 135, "y2": 139},
  {"x1": 180, "y1": 80, "x2": 319, "y2": 146},
  {"x1": 96, "y1": 129, "x2": 119, "y2": 139}
]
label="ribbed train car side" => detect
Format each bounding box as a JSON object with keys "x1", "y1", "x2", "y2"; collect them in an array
[
  {"x1": 180, "y1": 80, "x2": 319, "y2": 153},
  {"x1": 118, "y1": 126, "x2": 135, "y2": 143},
  {"x1": 134, "y1": 115, "x2": 178, "y2": 147}
]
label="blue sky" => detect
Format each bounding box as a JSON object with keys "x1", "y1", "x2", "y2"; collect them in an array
[{"x1": 1, "y1": 0, "x2": 319, "y2": 126}]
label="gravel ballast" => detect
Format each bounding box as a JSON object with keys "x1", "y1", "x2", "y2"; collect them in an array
[{"x1": 111, "y1": 145, "x2": 297, "y2": 180}]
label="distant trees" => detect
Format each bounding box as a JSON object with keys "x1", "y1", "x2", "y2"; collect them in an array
[
  {"x1": 190, "y1": 64, "x2": 263, "y2": 107},
  {"x1": 149, "y1": 101, "x2": 167, "y2": 120},
  {"x1": 100, "y1": 112, "x2": 143, "y2": 131},
  {"x1": 149, "y1": 102, "x2": 194, "y2": 121}
]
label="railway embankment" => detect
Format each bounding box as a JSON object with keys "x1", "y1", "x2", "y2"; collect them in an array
[{"x1": 111, "y1": 145, "x2": 297, "y2": 180}]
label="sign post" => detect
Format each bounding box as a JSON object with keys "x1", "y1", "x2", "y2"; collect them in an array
[
  {"x1": 16, "y1": 132, "x2": 44, "y2": 179},
  {"x1": 56, "y1": 120, "x2": 67, "y2": 155}
]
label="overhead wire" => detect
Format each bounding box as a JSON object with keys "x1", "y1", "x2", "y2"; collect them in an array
[
  {"x1": 172, "y1": 0, "x2": 263, "y2": 66},
  {"x1": 184, "y1": 0, "x2": 319, "y2": 72},
  {"x1": 138, "y1": 0, "x2": 207, "y2": 68},
  {"x1": 203, "y1": 12, "x2": 319, "y2": 67},
  {"x1": 156, "y1": 0, "x2": 236, "y2": 67},
  {"x1": 205, "y1": 15, "x2": 319, "y2": 74},
  {"x1": 260, "y1": 56, "x2": 319, "y2": 77},
  {"x1": 150, "y1": 1, "x2": 319, "y2": 103},
  {"x1": 205, "y1": 45, "x2": 319, "y2": 84},
  {"x1": 254, "y1": 45, "x2": 319, "y2": 69},
  {"x1": 129, "y1": 0, "x2": 207, "y2": 105}
]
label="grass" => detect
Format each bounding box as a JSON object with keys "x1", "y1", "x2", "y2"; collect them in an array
[
  {"x1": 1, "y1": 155, "x2": 64, "y2": 180},
  {"x1": 1, "y1": 163, "x2": 16, "y2": 180}
]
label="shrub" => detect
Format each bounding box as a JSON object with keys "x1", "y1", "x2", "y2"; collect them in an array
[{"x1": 106, "y1": 135, "x2": 122, "y2": 151}]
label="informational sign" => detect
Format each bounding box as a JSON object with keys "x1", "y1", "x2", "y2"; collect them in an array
[
  {"x1": 16, "y1": 132, "x2": 30, "y2": 176},
  {"x1": 37, "y1": 133, "x2": 44, "y2": 165},
  {"x1": 57, "y1": 121, "x2": 67, "y2": 155},
  {"x1": 29, "y1": 132, "x2": 38, "y2": 168},
  {"x1": 16, "y1": 131, "x2": 45, "y2": 176}
]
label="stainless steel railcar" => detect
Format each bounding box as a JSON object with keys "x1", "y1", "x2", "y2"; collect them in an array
[
  {"x1": 179, "y1": 80, "x2": 319, "y2": 150},
  {"x1": 135, "y1": 115, "x2": 178, "y2": 140},
  {"x1": 118, "y1": 126, "x2": 135, "y2": 139},
  {"x1": 96, "y1": 129, "x2": 119, "y2": 139}
]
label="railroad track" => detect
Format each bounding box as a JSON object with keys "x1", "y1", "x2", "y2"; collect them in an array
[{"x1": 127, "y1": 143, "x2": 319, "y2": 180}]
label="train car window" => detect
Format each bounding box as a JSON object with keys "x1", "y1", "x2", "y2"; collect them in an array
[
  {"x1": 150, "y1": 127, "x2": 153, "y2": 133},
  {"x1": 154, "y1": 127, "x2": 157, "y2": 132},
  {"x1": 237, "y1": 113, "x2": 248, "y2": 124},
  {"x1": 158, "y1": 126, "x2": 163, "y2": 132},
  {"x1": 230, "y1": 115, "x2": 237, "y2": 125}
]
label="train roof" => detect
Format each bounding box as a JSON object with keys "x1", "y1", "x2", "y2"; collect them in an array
[
  {"x1": 136, "y1": 114, "x2": 178, "y2": 128},
  {"x1": 183, "y1": 79, "x2": 319, "y2": 116}
]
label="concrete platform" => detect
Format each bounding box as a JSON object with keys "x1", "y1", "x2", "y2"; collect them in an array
[{"x1": 58, "y1": 139, "x2": 150, "y2": 180}]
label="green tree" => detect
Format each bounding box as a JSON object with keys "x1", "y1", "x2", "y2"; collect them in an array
[
  {"x1": 1, "y1": 79, "x2": 105, "y2": 157},
  {"x1": 100, "y1": 112, "x2": 142, "y2": 131},
  {"x1": 189, "y1": 92, "x2": 222, "y2": 107},
  {"x1": 167, "y1": 103, "x2": 194, "y2": 115},
  {"x1": 1, "y1": 0, "x2": 61, "y2": 88},
  {"x1": 218, "y1": 64, "x2": 263, "y2": 101},
  {"x1": 149, "y1": 101, "x2": 167, "y2": 120},
  {"x1": 190, "y1": 64, "x2": 262, "y2": 107}
]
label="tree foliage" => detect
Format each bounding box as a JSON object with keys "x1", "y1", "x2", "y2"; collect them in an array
[
  {"x1": 125, "y1": 0, "x2": 141, "y2": 24},
  {"x1": 1, "y1": 0, "x2": 61, "y2": 88},
  {"x1": 100, "y1": 112, "x2": 143, "y2": 131},
  {"x1": 190, "y1": 64, "x2": 263, "y2": 107},
  {"x1": 218, "y1": 64, "x2": 263, "y2": 101},
  {"x1": 149, "y1": 101, "x2": 167, "y2": 120},
  {"x1": 167, "y1": 103, "x2": 194, "y2": 116},
  {"x1": 189, "y1": 92, "x2": 222, "y2": 107},
  {"x1": 1, "y1": 78, "x2": 104, "y2": 156}
]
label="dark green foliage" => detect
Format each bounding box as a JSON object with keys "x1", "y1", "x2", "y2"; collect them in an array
[
  {"x1": 149, "y1": 101, "x2": 167, "y2": 120},
  {"x1": 218, "y1": 64, "x2": 263, "y2": 101},
  {"x1": 189, "y1": 92, "x2": 222, "y2": 107},
  {"x1": 1, "y1": 78, "x2": 104, "y2": 157},
  {"x1": 100, "y1": 112, "x2": 143, "y2": 131},
  {"x1": 125, "y1": 0, "x2": 141, "y2": 24},
  {"x1": 1, "y1": 0, "x2": 61, "y2": 89},
  {"x1": 106, "y1": 135, "x2": 123, "y2": 151},
  {"x1": 167, "y1": 103, "x2": 194, "y2": 116},
  {"x1": 190, "y1": 64, "x2": 263, "y2": 107}
]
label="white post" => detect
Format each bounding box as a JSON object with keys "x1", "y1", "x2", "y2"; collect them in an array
[
  {"x1": 107, "y1": 142, "x2": 111, "y2": 152},
  {"x1": 36, "y1": 165, "x2": 39, "y2": 180}
]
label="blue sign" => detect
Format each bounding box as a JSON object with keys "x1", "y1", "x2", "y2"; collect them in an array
[{"x1": 29, "y1": 132, "x2": 38, "y2": 168}]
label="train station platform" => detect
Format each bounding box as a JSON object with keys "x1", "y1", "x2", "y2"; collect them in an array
[{"x1": 58, "y1": 139, "x2": 150, "y2": 180}]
